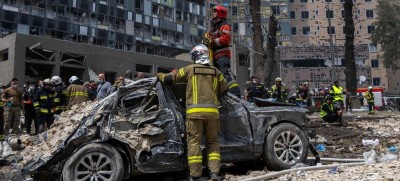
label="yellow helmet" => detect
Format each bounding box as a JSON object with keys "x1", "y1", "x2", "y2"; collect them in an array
[{"x1": 275, "y1": 77, "x2": 282, "y2": 82}]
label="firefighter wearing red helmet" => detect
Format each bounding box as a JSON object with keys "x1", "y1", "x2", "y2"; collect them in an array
[{"x1": 203, "y1": 5, "x2": 241, "y2": 98}]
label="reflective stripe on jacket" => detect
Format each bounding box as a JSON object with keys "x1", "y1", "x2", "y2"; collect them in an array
[
  {"x1": 66, "y1": 84, "x2": 89, "y2": 108},
  {"x1": 364, "y1": 91, "x2": 374, "y2": 102},
  {"x1": 33, "y1": 88, "x2": 56, "y2": 115},
  {"x1": 320, "y1": 103, "x2": 334, "y2": 118},
  {"x1": 158, "y1": 64, "x2": 228, "y2": 119},
  {"x1": 330, "y1": 86, "x2": 344, "y2": 101},
  {"x1": 211, "y1": 21, "x2": 231, "y2": 59}
]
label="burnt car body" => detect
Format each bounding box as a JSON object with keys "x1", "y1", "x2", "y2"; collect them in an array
[{"x1": 24, "y1": 78, "x2": 310, "y2": 180}]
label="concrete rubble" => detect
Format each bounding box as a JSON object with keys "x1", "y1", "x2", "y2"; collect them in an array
[{"x1": 224, "y1": 111, "x2": 400, "y2": 181}]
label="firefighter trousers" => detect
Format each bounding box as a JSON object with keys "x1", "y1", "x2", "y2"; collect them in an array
[
  {"x1": 186, "y1": 118, "x2": 221, "y2": 177},
  {"x1": 214, "y1": 56, "x2": 241, "y2": 98},
  {"x1": 368, "y1": 102, "x2": 375, "y2": 114},
  {"x1": 37, "y1": 114, "x2": 55, "y2": 133},
  {"x1": 4, "y1": 107, "x2": 21, "y2": 134}
]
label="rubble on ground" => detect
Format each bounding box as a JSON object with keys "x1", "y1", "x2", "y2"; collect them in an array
[{"x1": 224, "y1": 111, "x2": 400, "y2": 181}]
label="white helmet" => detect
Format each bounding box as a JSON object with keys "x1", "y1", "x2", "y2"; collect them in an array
[
  {"x1": 368, "y1": 86, "x2": 373, "y2": 90},
  {"x1": 43, "y1": 78, "x2": 54, "y2": 85},
  {"x1": 51, "y1": 76, "x2": 62, "y2": 85},
  {"x1": 69, "y1": 76, "x2": 78, "y2": 84},
  {"x1": 190, "y1": 44, "x2": 211, "y2": 65}
]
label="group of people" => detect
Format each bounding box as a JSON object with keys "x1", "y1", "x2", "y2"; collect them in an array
[
  {"x1": 0, "y1": 71, "x2": 146, "y2": 140},
  {"x1": 243, "y1": 76, "x2": 290, "y2": 103}
]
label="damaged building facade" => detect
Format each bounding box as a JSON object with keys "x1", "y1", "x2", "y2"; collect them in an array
[
  {"x1": 0, "y1": 33, "x2": 192, "y2": 85},
  {"x1": 0, "y1": 0, "x2": 210, "y2": 57},
  {"x1": 280, "y1": 0, "x2": 396, "y2": 93}
]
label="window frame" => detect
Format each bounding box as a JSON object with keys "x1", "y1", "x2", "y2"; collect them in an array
[{"x1": 301, "y1": 11, "x2": 309, "y2": 19}]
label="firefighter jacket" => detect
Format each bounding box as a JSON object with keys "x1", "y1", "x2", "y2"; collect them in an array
[
  {"x1": 247, "y1": 83, "x2": 268, "y2": 101},
  {"x1": 158, "y1": 64, "x2": 228, "y2": 119},
  {"x1": 54, "y1": 84, "x2": 67, "y2": 113},
  {"x1": 210, "y1": 20, "x2": 231, "y2": 59},
  {"x1": 364, "y1": 91, "x2": 374, "y2": 103},
  {"x1": 320, "y1": 103, "x2": 335, "y2": 118},
  {"x1": 270, "y1": 84, "x2": 288, "y2": 101},
  {"x1": 330, "y1": 85, "x2": 344, "y2": 101},
  {"x1": 66, "y1": 83, "x2": 89, "y2": 108},
  {"x1": 33, "y1": 88, "x2": 56, "y2": 115}
]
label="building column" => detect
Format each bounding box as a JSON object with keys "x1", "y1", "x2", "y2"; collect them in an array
[{"x1": 52, "y1": 51, "x2": 61, "y2": 76}]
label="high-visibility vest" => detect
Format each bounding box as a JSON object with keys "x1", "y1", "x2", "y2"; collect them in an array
[
  {"x1": 331, "y1": 86, "x2": 344, "y2": 101},
  {"x1": 320, "y1": 103, "x2": 334, "y2": 118}
]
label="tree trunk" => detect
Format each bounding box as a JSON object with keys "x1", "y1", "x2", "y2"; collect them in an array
[
  {"x1": 265, "y1": 15, "x2": 278, "y2": 86},
  {"x1": 344, "y1": 0, "x2": 357, "y2": 95},
  {"x1": 249, "y1": 0, "x2": 268, "y2": 84}
]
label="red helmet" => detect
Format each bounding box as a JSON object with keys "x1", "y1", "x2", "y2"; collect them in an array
[{"x1": 212, "y1": 5, "x2": 228, "y2": 19}]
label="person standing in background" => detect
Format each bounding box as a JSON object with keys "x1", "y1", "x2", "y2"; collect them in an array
[
  {"x1": 1, "y1": 78, "x2": 24, "y2": 135},
  {"x1": 96, "y1": 73, "x2": 112, "y2": 100}
]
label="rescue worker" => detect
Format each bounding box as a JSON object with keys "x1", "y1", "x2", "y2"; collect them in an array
[
  {"x1": 66, "y1": 76, "x2": 89, "y2": 108},
  {"x1": 203, "y1": 5, "x2": 240, "y2": 98},
  {"x1": 23, "y1": 84, "x2": 38, "y2": 135},
  {"x1": 1, "y1": 78, "x2": 24, "y2": 135},
  {"x1": 320, "y1": 96, "x2": 342, "y2": 123},
  {"x1": 157, "y1": 44, "x2": 228, "y2": 181},
  {"x1": 0, "y1": 83, "x2": 4, "y2": 140},
  {"x1": 246, "y1": 75, "x2": 268, "y2": 102},
  {"x1": 329, "y1": 80, "x2": 345, "y2": 110},
  {"x1": 270, "y1": 77, "x2": 288, "y2": 103},
  {"x1": 51, "y1": 76, "x2": 67, "y2": 115},
  {"x1": 364, "y1": 86, "x2": 375, "y2": 115},
  {"x1": 33, "y1": 79, "x2": 56, "y2": 133}
]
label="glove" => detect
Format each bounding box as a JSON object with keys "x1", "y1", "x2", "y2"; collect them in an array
[{"x1": 202, "y1": 38, "x2": 212, "y2": 47}]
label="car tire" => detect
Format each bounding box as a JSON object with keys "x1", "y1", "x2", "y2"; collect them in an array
[
  {"x1": 263, "y1": 123, "x2": 308, "y2": 170},
  {"x1": 62, "y1": 143, "x2": 124, "y2": 181}
]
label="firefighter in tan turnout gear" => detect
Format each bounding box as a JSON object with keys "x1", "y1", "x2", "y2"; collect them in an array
[{"x1": 157, "y1": 44, "x2": 228, "y2": 181}]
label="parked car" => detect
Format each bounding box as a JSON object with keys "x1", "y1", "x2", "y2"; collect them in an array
[{"x1": 24, "y1": 78, "x2": 311, "y2": 180}]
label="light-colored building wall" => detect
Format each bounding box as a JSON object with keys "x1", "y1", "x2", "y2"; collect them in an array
[{"x1": 286, "y1": 0, "x2": 390, "y2": 92}]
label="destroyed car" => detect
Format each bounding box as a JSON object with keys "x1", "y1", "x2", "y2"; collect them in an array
[{"x1": 23, "y1": 78, "x2": 311, "y2": 180}]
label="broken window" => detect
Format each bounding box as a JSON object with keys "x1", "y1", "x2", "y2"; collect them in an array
[
  {"x1": 60, "y1": 52, "x2": 86, "y2": 65},
  {"x1": 25, "y1": 63, "x2": 54, "y2": 81},
  {"x1": 119, "y1": 81, "x2": 160, "y2": 114},
  {"x1": 0, "y1": 49, "x2": 9, "y2": 62},
  {"x1": 136, "y1": 64, "x2": 153, "y2": 73},
  {"x1": 25, "y1": 43, "x2": 55, "y2": 61}
]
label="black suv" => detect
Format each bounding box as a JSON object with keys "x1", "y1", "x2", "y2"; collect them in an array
[{"x1": 24, "y1": 78, "x2": 310, "y2": 181}]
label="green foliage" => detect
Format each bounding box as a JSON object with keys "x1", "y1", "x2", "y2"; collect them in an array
[{"x1": 372, "y1": 0, "x2": 400, "y2": 68}]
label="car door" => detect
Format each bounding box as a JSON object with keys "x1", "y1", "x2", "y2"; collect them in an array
[{"x1": 218, "y1": 95, "x2": 256, "y2": 162}]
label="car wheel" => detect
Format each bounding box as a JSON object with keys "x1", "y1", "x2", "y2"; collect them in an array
[
  {"x1": 63, "y1": 143, "x2": 124, "y2": 181},
  {"x1": 263, "y1": 123, "x2": 308, "y2": 170}
]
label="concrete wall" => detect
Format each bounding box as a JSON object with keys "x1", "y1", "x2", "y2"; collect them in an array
[{"x1": 0, "y1": 33, "x2": 17, "y2": 84}]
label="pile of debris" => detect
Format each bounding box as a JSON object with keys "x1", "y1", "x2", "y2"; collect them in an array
[{"x1": 21, "y1": 101, "x2": 96, "y2": 164}]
